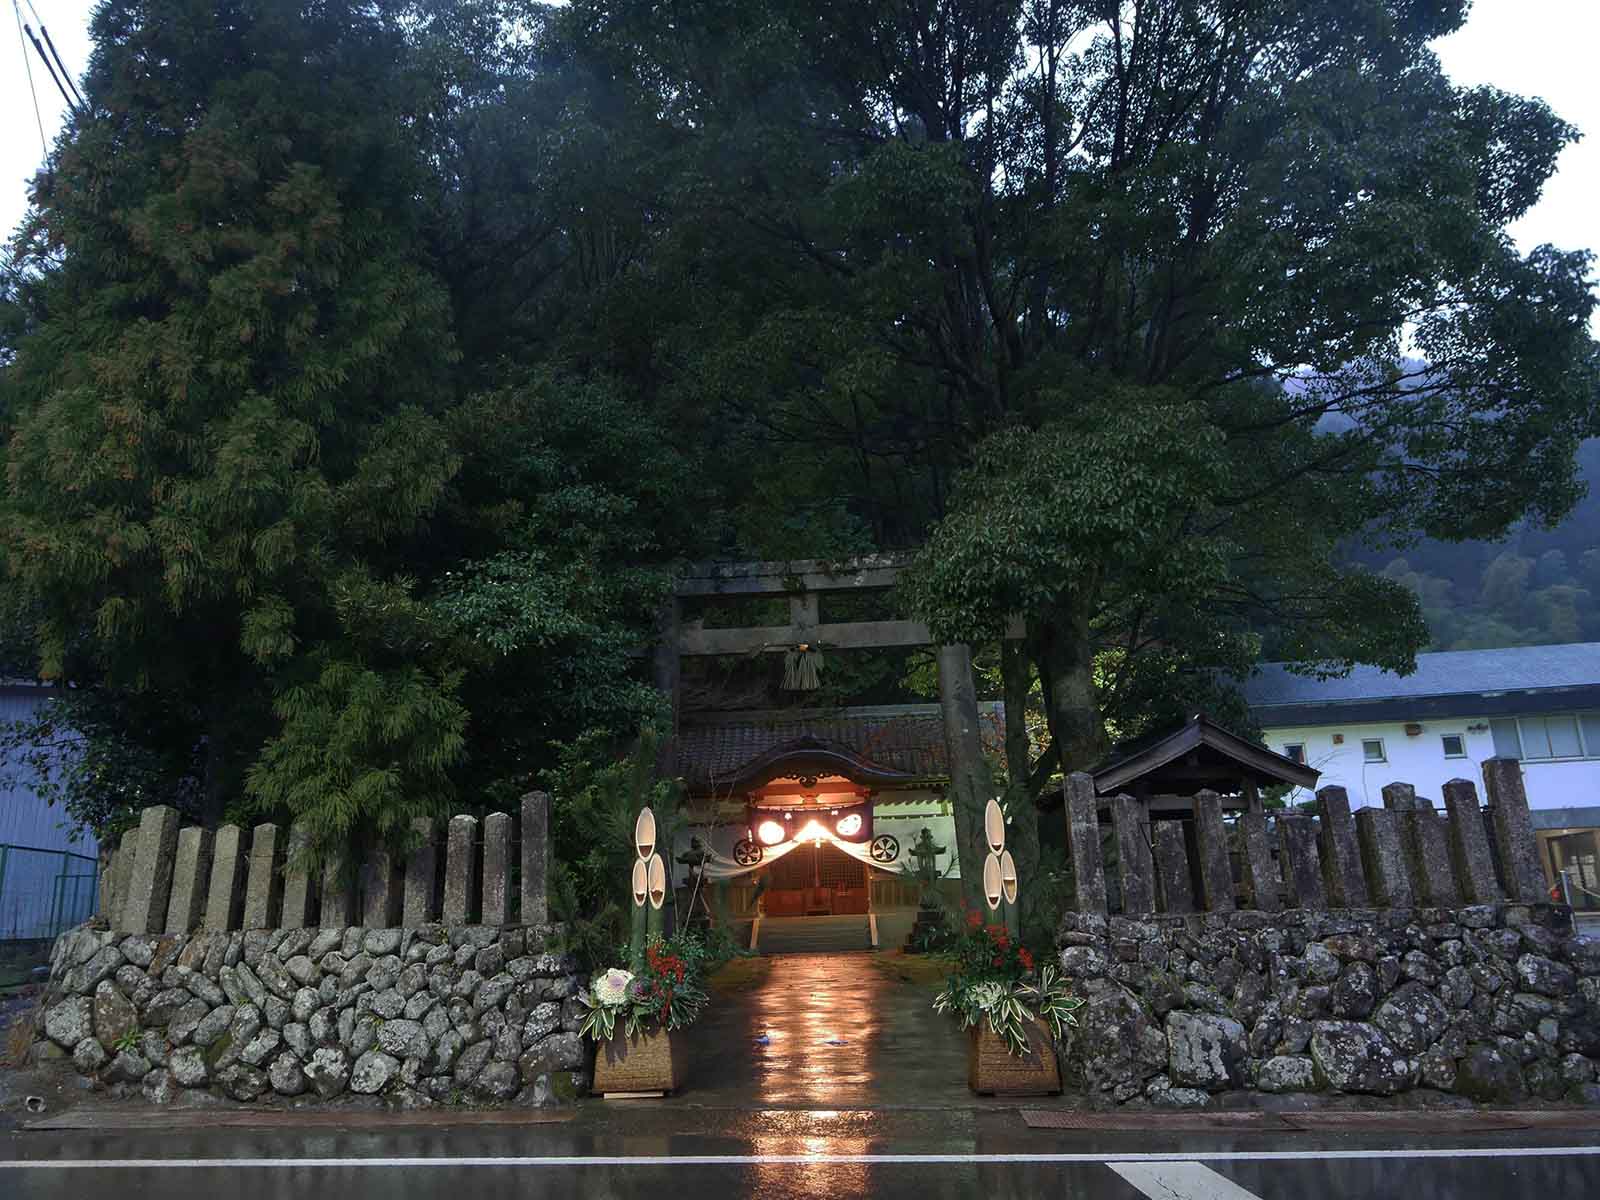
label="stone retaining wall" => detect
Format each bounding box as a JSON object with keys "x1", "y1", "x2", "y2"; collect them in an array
[
  {"x1": 35, "y1": 922, "x2": 589, "y2": 1107},
  {"x1": 1055, "y1": 902, "x2": 1600, "y2": 1108}
]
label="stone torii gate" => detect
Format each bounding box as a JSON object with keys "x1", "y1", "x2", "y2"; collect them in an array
[{"x1": 650, "y1": 556, "x2": 1018, "y2": 899}]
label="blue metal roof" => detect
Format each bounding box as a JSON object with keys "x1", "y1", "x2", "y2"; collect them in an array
[{"x1": 1246, "y1": 643, "x2": 1600, "y2": 706}]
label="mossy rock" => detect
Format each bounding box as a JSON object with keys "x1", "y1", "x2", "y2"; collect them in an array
[
  {"x1": 550, "y1": 1070, "x2": 582, "y2": 1103},
  {"x1": 203, "y1": 1032, "x2": 234, "y2": 1071}
]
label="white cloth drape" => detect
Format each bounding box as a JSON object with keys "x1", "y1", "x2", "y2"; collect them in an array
[
  {"x1": 690, "y1": 833, "x2": 901, "y2": 881},
  {"x1": 828, "y1": 836, "x2": 902, "y2": 875},
  {"x1": 696, "y1": 837, "x2": 804, "y2": 881}
]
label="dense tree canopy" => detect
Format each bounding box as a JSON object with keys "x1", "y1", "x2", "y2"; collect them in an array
[
  {"x1": 1, "y1": 0, "x2": 1595, "y2": 854},
  {"x1": 572, "y1": 0, "x2": 1598, "y2": 787}
]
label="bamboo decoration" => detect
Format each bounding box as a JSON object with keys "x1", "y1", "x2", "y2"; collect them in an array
[
  {"x1": 982, "y1": 798, "x2": 1020, "y2": 936},
  {"x1": 631, "y1": 807, "x2": 666, "y2": 966},
  {"x1": 646, "y1": 853, "x2": 666, "y2": 941}
]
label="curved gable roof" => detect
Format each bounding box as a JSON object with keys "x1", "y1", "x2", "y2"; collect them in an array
[{"x1": 677, "y1": 703, "x2": 1004, "y2": 791}]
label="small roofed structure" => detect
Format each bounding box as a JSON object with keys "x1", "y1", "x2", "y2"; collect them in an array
[{"x1": 1085, "y1": 713, "x2": 1319, "y2": 813}]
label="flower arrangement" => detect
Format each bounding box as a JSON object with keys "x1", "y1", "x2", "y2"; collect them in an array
[
  {"x1": 579, "y1": 936, "x2": 709, "y2": 1042},
  {"x1": 931, "y1": 906, "x2": 1082, "y2": 1056}
]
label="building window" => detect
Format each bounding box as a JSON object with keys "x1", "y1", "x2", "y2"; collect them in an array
[
  {"x1": 1441, "y1": 733, "x2": 1466, "y2": 758},
  {"x1": 1488, "y1": 713, "x2": 1600, "y2": 762},
  {"x1": 1283, "y1": 743, "x2": 1306, "y2": 765},
  {"x1": 1362, "y1": 738, "x2": 1386, "y2": 763}
]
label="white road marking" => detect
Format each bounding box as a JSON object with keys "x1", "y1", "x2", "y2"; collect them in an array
[
  {"x1": 1111, "y1": 1161, "x2": 1264, "y2": 1200},
  {"x1": 1, "y1": 1146, "x2": 1599, "y2": 1169}
]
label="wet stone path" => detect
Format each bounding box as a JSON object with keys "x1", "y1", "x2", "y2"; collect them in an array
[{"x1": 679, "y1": 952, "x2": 971, "y2": 1107}]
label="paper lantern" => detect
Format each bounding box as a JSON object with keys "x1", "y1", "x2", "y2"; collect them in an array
[
  {"x1": 634, "y1": 807, "x2": 656, "y2": 861},
  {"x1": 984, "y1": 798, "x2": 1005, "y2": 855},
  {"x1": 1000, "y1": 849, "x2": 1018, "y2": 905},
  {"x1": 756, "y1": 820, "x2": 786, "y2": 846}
]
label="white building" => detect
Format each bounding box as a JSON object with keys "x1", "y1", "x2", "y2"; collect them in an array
[
  {"x1": 1245, "y1": 642, "x2": 1600, "y2": 812},
  {"x1": 1246, "y1": 643, "x2": 1600, "y2": 913}
]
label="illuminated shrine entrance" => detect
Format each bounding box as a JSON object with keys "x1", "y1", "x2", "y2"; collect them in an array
[
  {"x1": 679, "y1": 720, "x2": 968, "y2": 951},
  {"x1": 762, "y1": 841, "x2": 869, "y2": 917}
]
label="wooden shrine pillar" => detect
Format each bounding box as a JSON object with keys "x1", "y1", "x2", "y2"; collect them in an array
[{"x1": 937, "y1": 642, "x2": 994, "y2": 908}]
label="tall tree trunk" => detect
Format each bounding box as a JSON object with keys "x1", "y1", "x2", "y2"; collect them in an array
[
  {"x1": 1000, "y1": 639, "x2": 1042, "y2": 931},
  {"x1": 1034, "y1": 596, "x2": 1106, "y2": 779},
  {"x1": 201, "y1": 717, "x2": 228, "y2": 829},
  {"x1": 936, "y1": 642, "x2": 994, "y2": 910},
  {"x1": 651, "y1": 597, "x2": 681, "y2": 781}
]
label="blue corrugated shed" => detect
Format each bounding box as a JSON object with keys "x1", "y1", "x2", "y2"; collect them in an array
[{"x1": 0, "y1": 684, "x2": 97, "y2": 854}]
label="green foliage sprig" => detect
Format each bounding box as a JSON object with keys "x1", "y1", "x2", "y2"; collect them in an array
[
  {"x1": 578, "y1": 935, "x2": 709, "y2": 1042},
  {"x1": 931, "y1": 906, "x2": 1082, "y2": 1057}
]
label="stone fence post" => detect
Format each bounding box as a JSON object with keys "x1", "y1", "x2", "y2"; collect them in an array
[
  {"x1": 403, "y1": 819, "x2": 439, "y2": 927},
  {"x1": 1278, "y1": 814, "x2": 1326, "y2": 909},
  {"x1": 444, "y1": 814, "x2": 479, "y2": 925},
  {"x1": 1063, "y1": 774, "x2": 1107, "y2": 913},
  {"x1": 165, "y1": 826, "x2": 212, "y2": 934},
  {"x1": 1442, "y1": 778, "x2": 1503, "y2": 904},
  {"x1": 482, "y1": 812, "x2": 512, "y2": 926},
  {"x1": 242, "y1": 822, "x2": 282, "y2": 929},
  {"x1": 107, "y1": 828, "x2": 138, "y2": 930},
  {"x1": 1191, "y1": 790, "x2": 1234, "y2": 913},
  {"x1": 203, "y1": 824, "x2": 246, "y2": 932},
  {"x1": 122, "y1": 805, "x2": 180, "y2": 934},
  {"x1": 1482, "y1": 757, "x2": 1545, "y2": 901},
  {"x1": 1151, "y1": 820, "x2": 1193, "y2": 914},
  {"x1": 1110, "y1": 795, "x2": 1154, "y2": 915},
  {"x1": 521, "y1": 791, "x2": 551, "y2": 926},
  {"x1": 1354, "y1": 807, "x2": 1411, "y2": 908},
  {"x1": 1315, "y1": 786, "x2": 1368, "y2": 906}
]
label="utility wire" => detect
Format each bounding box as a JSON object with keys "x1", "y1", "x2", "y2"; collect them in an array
[
  {"x1": 23, "y1": 19, "x2": 75, "y2": 112},
  {"x1": 11, "y1": 0, "x2": 47, "y2": 157},
  {"x1": 23, "y1": 0, "x2": 82, "y2": 109}
]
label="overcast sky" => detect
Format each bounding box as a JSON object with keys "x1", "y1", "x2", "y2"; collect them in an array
[{"x1": 3, "y1": 0, "x2": 1598, "y2": 328}]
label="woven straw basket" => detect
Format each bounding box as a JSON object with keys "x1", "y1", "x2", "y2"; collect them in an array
[
  {"x1": 967, "y1": 1017, "x2": 1061, "y2": 1096},
  {"x1": 592, "y1": 1025, "x2": 685, "y2": 1096}
]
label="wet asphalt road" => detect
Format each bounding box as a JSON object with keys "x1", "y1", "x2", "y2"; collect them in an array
[{"x1": 4, "y1": 1111, "x2": 1600, "y2": 1199}]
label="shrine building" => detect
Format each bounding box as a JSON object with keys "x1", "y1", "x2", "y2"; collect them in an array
[
  {"x1": 674, "y1": 704, "x2": 997, "y2": 950},
  {"x1": 651, "y1": 558, "x2": 1315, "y2": 952}
]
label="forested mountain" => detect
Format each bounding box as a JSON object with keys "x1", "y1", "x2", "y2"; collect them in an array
[{"x1": 1361, "y1": 439, "x2": 1600, "y2": 649}]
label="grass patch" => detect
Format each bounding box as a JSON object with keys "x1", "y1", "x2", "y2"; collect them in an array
[
  {"x1": 871, "y1": 950, "x2": 954, "y2": 988},
  {"x1": 706, "y1": 956, "x2": 773, "y2": 995},
  {"x1": 2, "y1": 996, "x2": 39, "y2": 1066},
  {"x1": 0, "y1": 968, "x2": 34, "y2": 993}
]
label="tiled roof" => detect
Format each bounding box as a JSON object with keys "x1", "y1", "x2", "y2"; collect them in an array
[
  {"x1": 678, "y1": 703, "x2": 1004, "y2": 789},
  {"x1": 1244, "y1": 643, "x2": 1600, "y2": 708}
]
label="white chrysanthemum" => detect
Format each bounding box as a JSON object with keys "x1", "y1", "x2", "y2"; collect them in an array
[
  {"x1": 595, "y1": 967, "x2": 635, "y2": 1006},
  {"x1": 969, "y1": 981, "x2": 1005, "y2": 1012}
]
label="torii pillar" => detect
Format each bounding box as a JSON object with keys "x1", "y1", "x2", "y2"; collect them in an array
[{"x1": 937, "y1": 642, "x2": 995, "y2": 909}]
